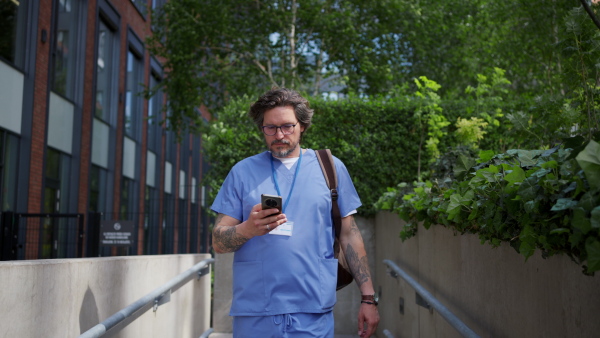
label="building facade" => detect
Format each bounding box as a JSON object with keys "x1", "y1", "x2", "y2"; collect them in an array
[{"x1": 0, "y1": 0, "x2": 212, "y2": 260}]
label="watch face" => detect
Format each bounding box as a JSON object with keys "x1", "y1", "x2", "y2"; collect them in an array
[{"x1": 362, "y1": 294, "x2": 379, "y2": 305}]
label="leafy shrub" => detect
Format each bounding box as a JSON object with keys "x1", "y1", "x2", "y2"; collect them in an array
[
  {"x1": 376, "y1": 138, "x2": 600, "y2": 274},
  {"x1": 200, "y1": 73, "x2": 547, "y2": 218}
]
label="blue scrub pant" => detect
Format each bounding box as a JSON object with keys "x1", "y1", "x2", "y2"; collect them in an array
[{"x1": 232, "y1": 311, "x2": 334, "y2": 338}]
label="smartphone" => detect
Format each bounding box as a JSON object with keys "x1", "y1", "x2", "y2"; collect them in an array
[{"x1": 261, "y1": 194, "x2": 282, "y2": 215}]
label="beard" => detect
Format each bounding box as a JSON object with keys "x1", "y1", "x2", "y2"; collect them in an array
[{"x1": 269, "y1": 139, "x2": 299, "y2": 158}]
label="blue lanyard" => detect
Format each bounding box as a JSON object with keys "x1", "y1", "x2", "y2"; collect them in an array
[{"x1": 270, "y1": 149, "x2": 303, "y2": 213}]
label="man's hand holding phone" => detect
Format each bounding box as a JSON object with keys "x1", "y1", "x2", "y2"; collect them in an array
[{"x1": 237, "y1": 195, "x2": 287, "y2": 238}]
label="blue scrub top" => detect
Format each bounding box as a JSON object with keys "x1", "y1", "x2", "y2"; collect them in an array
[{"x1": 211, "y1": 149, "x2": 361, "y2": 316}]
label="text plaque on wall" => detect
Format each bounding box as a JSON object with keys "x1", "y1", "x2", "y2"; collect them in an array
[{"x1": 100, "y1": 220, "x2": 134, "y2": 247}]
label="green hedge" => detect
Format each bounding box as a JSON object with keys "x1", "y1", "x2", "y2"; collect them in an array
[
  {"x1": 304, "y1": 96, "x2": 421, "y2": 216},
  {"x1": 201, "y1": 94, "x2": 423, "y2": 216},
  {"x1": 200, "y1": 89, "x2": 561, "y2": 218}
]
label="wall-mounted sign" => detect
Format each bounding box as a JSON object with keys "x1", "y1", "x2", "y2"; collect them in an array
[{"x1": 100, "y1": 220, "x2": 134, "y2": 247}]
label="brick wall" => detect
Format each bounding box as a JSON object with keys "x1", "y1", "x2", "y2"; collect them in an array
[{"x1": 24, "y1": 1, "x2": 54, "y2": 259}]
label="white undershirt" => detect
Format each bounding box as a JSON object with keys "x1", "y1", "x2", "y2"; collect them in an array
[
  {"x1": 272, "y1": 154, "x2": 357, "y2": 217},
  {"x1": 274, "y1": 156, "x2": 300, "y2": 170}
]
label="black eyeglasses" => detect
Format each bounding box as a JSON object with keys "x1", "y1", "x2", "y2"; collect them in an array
[{"x1": 261, "y1": 124, "x2": 297, "y2": 136}]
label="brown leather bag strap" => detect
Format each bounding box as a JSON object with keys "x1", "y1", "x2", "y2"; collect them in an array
[{"x1": 315, "y1": 149, "x2": 342, "y2": 240}]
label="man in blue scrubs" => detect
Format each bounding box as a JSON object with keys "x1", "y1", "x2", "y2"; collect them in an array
[{"x1": 211, "y1": 88, "x2": 380, "y2": 337}]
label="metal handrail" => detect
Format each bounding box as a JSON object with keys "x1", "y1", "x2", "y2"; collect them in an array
[
  {"x1": 79, "y1": 257, "x2": 215, "y2": 338},
  {"x1": 199, "y1": 328, "x2": 214, "y2": 338},
  {"x1": 383, "y1": 259, "x2": 480, "y2": 338}
]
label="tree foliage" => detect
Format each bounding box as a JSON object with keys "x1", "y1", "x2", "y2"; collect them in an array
[
  {"x1": 393, "y1": 0, "x2": 580, "y2": 98},
  {"x1": 147, "y1": 0, "x2": 592, "y2": 137},
  {"x1": 146, "y1": 0, "x2": 411, "y2": 134},
  {"x1": 374, "y1": 3, "x2": 600, "y2": 275}
]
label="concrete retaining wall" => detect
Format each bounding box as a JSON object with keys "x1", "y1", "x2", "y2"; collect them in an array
[
  {"x1": 0, "y1": 254, "x2": 212, "y2": 337},
  {"x1": 374, "y1": 211, "x2": 600, "y2": 337}
]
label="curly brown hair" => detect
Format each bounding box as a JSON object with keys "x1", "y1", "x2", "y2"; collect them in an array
[{"x1": 249, "y1": 88, "x2": 314, "y2": 138}]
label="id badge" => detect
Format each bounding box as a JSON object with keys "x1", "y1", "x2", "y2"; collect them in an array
[{"x1": 269, "y1": 221, "x2": 293, "y2": 236}]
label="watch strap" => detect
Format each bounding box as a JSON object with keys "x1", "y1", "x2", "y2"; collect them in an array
[
  {"x1": 361, "y1": 294, "x2": 378, "y2": 305},
  {"x1": 361, "y1": 295, "x2": 375, "y2": 301}
]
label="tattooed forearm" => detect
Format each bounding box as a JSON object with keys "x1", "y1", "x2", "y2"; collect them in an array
[
  {"x1": 344, "y1": 244, "x2": 371, "y2": 286},
  {"x1": 213, "y1": 214, "x2": 249, "y2": 253},
  {"x1": 341, "y1": 216, "x2": 372, "y2": 286},
  {"x1": 214, "y1": 226, "x2": 249, "y2": 252}
]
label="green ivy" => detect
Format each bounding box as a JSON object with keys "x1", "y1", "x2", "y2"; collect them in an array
[{"x1": 376, "y1": 139, "x2": 600, "y2": 274}]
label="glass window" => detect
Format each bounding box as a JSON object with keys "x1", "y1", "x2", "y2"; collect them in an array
[
  {"x1": 190, "y1": 135, "x2": 201, "y2": 252},
  {"x1": 165, "y1": 128, "x2": 177, "y2": 183},
  {"x1": 189, "y1": 196, "x2": 198, "y2": 253},
  {"x1": 89, "y1": 165, "x2": 107, "y2": 212},
  {"x1": 131, "y1": 0, "x2": 147, "y2": 16},
  {"x1": 162, "y1": 193, "x2": 174, "y2": 254},
  {"x1": 52, "y1": 0, "x2": 81, "y2": 99},
  {"x1": 116, "y1": 176, "x2": 136, "y2": 256},
  {"x1": 177, "y1": 140, "x2": 189, "y2": 253},
  {"x1": 42, "y1": 148, "x2": 71, "y2": 259},
  {"x1": 148, "y1": 72, "x2": 162, "y2": 151},
  {"x1": 179, "y1": 170, "x2": 186, "y2": 200},
  {"x1": 178, "y1": 199, "x2": 187, "y2": 253},
  {"x1": 125, "y1": 50, "x2": 143, "y2": 139},
  {"x1": 0, "y1": 130, "x2": 19, "y2": 211},
  {"x1": 95, "y1": 20, "x2": 118, "y2": 124},
  {"x1": 144, "y1": 186, "x2": 158, "y2": 254},
  {"x1": 0, "y1": 0, "x2": 28, "y2": 68},
  {"x1": 89, "y1": 165, "x2": 100, "y2": 211},
  {"x1": 152, "y1": 0, "x2": 165, "y2": 10},
  {"x1": 150, "y1": 0, "x2": 166, "y2": 32},
  {"x1": 120, "y1": 177, "x2": 135, "y2": 220}
]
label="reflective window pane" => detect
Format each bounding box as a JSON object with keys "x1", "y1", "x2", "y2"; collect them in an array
[
  {"x1": 0, "y1": 0, "x2": 28, "y2": 68},
  {"x1": 148, "y1": 73, "x2": 163, "y2": 151},
  {"x1": 131, "y1": 0, "x2": 147, "y2": 16},
  {"x1": 125, "y1": 51, "x2": 143, "y2": 139},
  {"x1": 0, "y1": 131, "x2": 19, "y2": 211},
  {"x1": 52, "y1": 0, "x2": 80, "y2": 99},
  {"x1": 95, "y1": 21, "x2": 117, "y2": 123}
]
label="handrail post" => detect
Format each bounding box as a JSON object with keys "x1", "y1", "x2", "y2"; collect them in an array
[
  {"x1": 153, "y1": 289, "x2": 172, "y2": 312},
  {"x1": 197, "y1": 265, "x2": 210, "y2": 279}
]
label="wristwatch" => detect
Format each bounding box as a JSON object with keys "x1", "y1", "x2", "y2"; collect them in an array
[{"x1": 361, "y1": 294, "x2": 379, "y2": 306}]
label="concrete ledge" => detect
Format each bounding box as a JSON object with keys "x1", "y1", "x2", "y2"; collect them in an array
[
  {"x1": 0, "y1": 254, "x2": 212, "y2": 337},
  {"x1": 375, "y1": 211, "x2": 600, "y2": 337}
]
